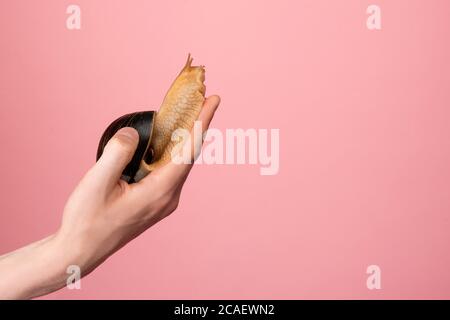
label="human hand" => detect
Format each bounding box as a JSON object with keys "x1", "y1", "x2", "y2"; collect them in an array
[
  {"x1": 58, "y1": 95, "x2": 220, "y2": 274},
  {"x1": 0, "y1": 95, "x2": 220, "y2": 299}
]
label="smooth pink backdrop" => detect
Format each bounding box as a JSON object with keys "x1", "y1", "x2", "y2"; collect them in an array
[{"x1": 1, "y1": 0, "x2": 449, "y2": 299}]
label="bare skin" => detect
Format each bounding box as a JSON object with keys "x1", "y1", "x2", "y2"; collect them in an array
[{"x1": 0, "y1": 95, "x2": 220, "y2": 300}]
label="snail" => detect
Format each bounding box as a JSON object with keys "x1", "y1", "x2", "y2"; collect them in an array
[{"x1": 96, "y1": 54, "x2": 206, "y2": 183}]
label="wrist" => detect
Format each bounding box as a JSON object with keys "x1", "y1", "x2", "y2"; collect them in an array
[
  {"x1": 52, "y1": 226, "x2": 115, "y2": 279},
  {"x1": 51, "y1": 229, "x2": 96, "y2": 278}
]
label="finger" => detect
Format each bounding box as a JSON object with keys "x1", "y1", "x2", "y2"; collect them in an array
[
  {"x1": 90, "y1": 127, "x2": 139, "y2": 192},
  {"x1": 155, "y1": 94, "x2": 220, "y2": 179},
  {"x1": 134, "y1": 95, "x2": 220, "y2": 195}
]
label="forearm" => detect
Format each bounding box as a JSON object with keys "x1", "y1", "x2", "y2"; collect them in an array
[{"x1": 0, "y1": 234, "x2": 74, "y2": 299}]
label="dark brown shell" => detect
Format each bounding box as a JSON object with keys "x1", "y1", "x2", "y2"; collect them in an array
[{"x1": 96, "y1": 111, "x2": 156, "y2": 183}]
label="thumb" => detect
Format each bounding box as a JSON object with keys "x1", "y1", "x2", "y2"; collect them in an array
[{"x1": 94, "y1": 127, "x2": 139, "y2": 191}]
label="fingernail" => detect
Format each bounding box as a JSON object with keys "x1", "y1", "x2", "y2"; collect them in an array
[{"x1": 117, "y1": 127, "x2": 139, "y2": 140}]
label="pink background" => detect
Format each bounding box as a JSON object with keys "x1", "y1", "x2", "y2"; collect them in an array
[{"x1": 1, "y1": 0, "x2": 450, "y2": 299}]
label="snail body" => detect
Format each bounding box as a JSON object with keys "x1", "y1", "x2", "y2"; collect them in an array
[{"x1": 96, "y1": 55, "x2": 206, "y2": 183}]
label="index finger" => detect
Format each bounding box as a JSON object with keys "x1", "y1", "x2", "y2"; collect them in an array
[{"x1": 135, "y1": 95, "x2": 220, "y2": 191}]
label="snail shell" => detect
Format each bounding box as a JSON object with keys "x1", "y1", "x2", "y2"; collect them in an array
[{"x1": 96, "y1": 54, "x2": 206, "y2": 183}]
